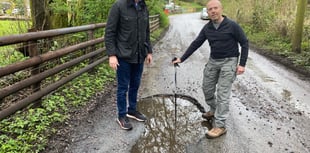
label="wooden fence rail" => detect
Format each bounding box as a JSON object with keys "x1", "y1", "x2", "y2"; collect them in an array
[
  {"x1": 150, "y1": 14, "x2": 160, "y2": 32},
  {"x1": 0, "y1": 14, "x2": 160, "y2": 120}
]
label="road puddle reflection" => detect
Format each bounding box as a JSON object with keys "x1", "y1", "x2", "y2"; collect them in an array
[{"x1": 131, "y1": 94, "x2": 209, "y2": 153}]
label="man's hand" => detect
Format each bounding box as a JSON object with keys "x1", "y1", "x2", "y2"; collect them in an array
[
  {"x1": 109, "y1": 56, "x2": 119, "y2": 70},
  {"x1": 172, "y1": 57, "x2": 181, "y2": 65},
  {"x1": 145, "y1": 53, "x2": 152, "y2": 64},
  {"x1": 236, "y1": 65, "x2": 245, "y2": 75}
]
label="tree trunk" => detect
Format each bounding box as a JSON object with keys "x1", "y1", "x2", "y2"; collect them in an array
[
  {"x1": 292, "y1": 0, "x2": 307, "y2": 53},
  {"x1": 30, "y1": 0, "x2": 50, "y2": 31}
]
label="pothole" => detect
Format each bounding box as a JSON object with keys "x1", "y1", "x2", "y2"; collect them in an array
[{"x1": 131, "y1": 94, "x2": 210, "y2": 153}]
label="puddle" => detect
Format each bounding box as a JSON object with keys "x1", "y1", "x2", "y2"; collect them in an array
[{"x1": 131, "y1": 94, "x2": 209, "y2": 153}]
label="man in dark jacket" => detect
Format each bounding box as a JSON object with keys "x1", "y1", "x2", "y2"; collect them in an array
[
  {"x1": 105, "y1": 0, "x2": 152, "y2": 130},
  {"x1": 172, "y1": 0, "x2": 249, "y2": 138}
]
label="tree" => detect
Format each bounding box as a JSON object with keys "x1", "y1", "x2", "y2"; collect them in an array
[
  {"x1": 30, "y1": 0, "x2": 50, "y2": 30},
  {"x1": 292, "y1": 0, "x2": 307, "y2": 53},
  {"x1": 30, "y1": 0, "x2": 69, "y2": 30}
]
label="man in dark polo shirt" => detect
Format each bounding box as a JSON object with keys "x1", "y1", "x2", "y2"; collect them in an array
[{"x1": 172, "y1": 0, "x2": 248, "y2": 138}]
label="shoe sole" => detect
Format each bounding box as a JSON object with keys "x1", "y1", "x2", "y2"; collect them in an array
[
  {"x1": 116, "y1": 119, "x2": 132, "y2": 130},
  {"x1": 206, "y1": 130, "x2": 227, "y2": 139},
  {"x1": 126, "y1": 114, "x2": 146, "y2": 122}
]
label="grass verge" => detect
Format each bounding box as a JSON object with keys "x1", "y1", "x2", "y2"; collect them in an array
[
  {"x1": 0, "y1": 62, "x2": 115, "y2": 153},
  {"x1": 242, "y1": 24, "x2": 310, "y2": 76}
]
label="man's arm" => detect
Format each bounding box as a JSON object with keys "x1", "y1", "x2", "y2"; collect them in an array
[
  {"x1": 145, "y1": 10, "x2": 152, "y2": 54},
  {"x1": 233, "y1": 23, "x2": 249, "y2": 67},
  {"x1": 105, "y1": 3, "x2": 120, "y2": 70},
  {"x1": 105, "y1": 3, "x2": 120, "y2": 57},
  {"x1": 233, "y1": 23, "x2": 249, "y2": 75}
]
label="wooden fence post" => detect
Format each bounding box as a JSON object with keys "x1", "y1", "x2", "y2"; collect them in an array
[
  {"x1": 28, "y1": 28, "x2": 42, "y2": 108},
  {"x1": 87, "y1": 29, "x2": 96, "y2": 74}
]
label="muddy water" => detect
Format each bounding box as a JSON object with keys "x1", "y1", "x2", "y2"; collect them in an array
[{"x1": 131, "y1": 94, "x2": 207, "y2": 153}]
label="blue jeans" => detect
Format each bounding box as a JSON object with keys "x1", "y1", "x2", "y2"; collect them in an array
[{"x1": 117, "y1": 59, "x2": 144, "y2": 118}]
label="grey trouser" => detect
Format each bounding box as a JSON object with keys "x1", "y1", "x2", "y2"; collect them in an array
[{"x1": 202, "y1": 57, "x2": 238, "y2": 128}]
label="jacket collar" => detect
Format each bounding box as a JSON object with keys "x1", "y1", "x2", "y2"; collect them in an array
[{"x1": 208, "y1": 15, "x2": 227, "y2": 28}]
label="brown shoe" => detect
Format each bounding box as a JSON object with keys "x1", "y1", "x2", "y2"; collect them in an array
[
  {"x1": 206, "y1": 127, "x2": 227, "y2": 139},
  {"x1": 202, "y1": 111, "x2": 214, "y2": 120}
]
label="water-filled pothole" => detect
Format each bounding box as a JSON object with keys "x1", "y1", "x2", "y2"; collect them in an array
[{"x1": 131, "y1": 94, "x2": 211, "y2": 153}]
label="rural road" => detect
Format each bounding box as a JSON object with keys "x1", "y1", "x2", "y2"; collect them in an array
[{"x1": 45, "y1": 13, "x2": 310, "y2": 153}]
